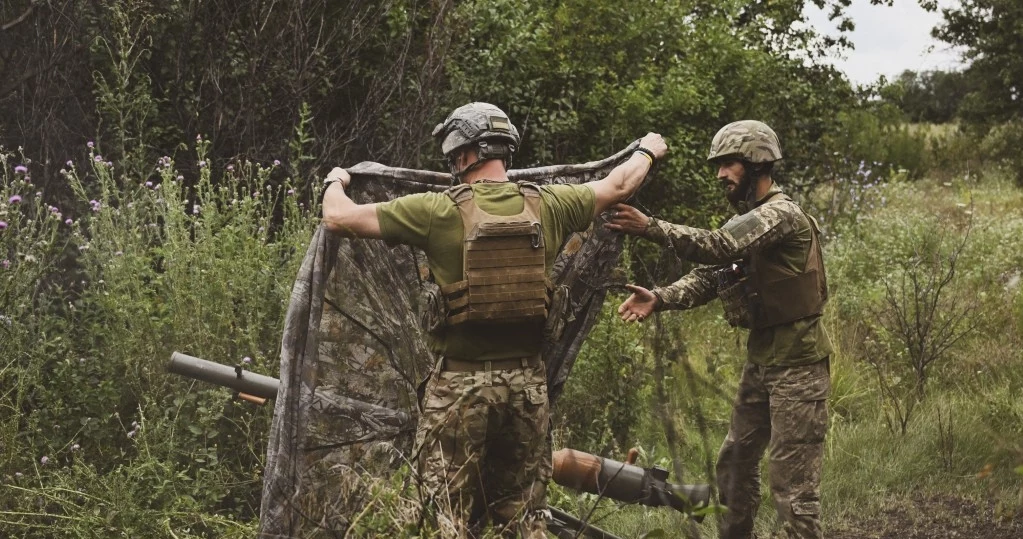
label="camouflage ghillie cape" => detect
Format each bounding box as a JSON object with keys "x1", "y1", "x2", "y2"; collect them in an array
[{"x1": 260, "y1": 142, "x2": 641, "y2": 538}]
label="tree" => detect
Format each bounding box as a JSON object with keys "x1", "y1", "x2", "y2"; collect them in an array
[{"x1": 934, "y1": 0, "x2": 1023, "y2": 126}]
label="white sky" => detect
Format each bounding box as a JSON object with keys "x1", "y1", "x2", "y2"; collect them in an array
[{"x1": 803, "y1": 0, "x2": 967, "y2": 86}]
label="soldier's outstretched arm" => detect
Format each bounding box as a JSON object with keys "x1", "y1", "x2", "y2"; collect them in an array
[
  {"x1": 651, "y1": 265, "x2": 719, "y2": 312},
  {"x1": 589, "y1": 132, "x2": 667, "y2": 217},
  {"x1": 640, "y1": 200, "x2": 804, "y2": 265},
  {"x1": 321, "y1": 167, "x2": 383, "y2": 239}
]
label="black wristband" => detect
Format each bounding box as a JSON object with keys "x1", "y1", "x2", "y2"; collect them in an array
[{"x1": 635, "y1": 146, "x2": 657, "y2": 163}]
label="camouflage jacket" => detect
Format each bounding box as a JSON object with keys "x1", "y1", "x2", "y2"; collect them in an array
[{"x1": 648, "y1": 184, "x2": 833, "y2": 366}]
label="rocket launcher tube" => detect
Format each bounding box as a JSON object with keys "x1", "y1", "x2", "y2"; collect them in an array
[
  {"x1": 169, "y1": 352, "x2": 280, "y2": 399},
  {"x1": 552, "y1": 448, "x2": 711, "y2": 517}
]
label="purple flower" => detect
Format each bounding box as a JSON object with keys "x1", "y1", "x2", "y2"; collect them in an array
[
  {"x1": 8, "y1": 195, "x2": 22, "y2": 204},
  {"x1": 87, "y1": 141, "x2": 94, "y2": 148},
  {"x1": 14, "y1": 165, "x2": 27, "y2": 174},
  {"x1": 0, "y1": 222, "x2": 7, "y2": 231},
  {"x1": 273, "y1": 160, "x2": 281, "y2": 167},
  {"x1": 242, "y1": 356, "x2": 252, "y2": 365},
  {"x1": 66, "y1": 160, "x2": 73, "y2": 167},
  {"x1": 196, "y1": 134, "x2": 202, "y2": 141},
  {"x1": 71, "y1": 443, "x2": 80, "y2": 451},
  {"x1": 145, "y1": 181, "x2": 153, "y2": 187},
  {"x1": 227, "y1": 165, "x2": 234, "y2": 172},
  {"x1": 1, "y1": 260, "x2": 9, "y2": 269},
  {"x1": 65, "y1": 218, "x2": 73, "y2": 225},
  {"x1": 40, "y1": 456, "x2": 49, "y2": 466},
  {"x1": 14, "y1": 472, "x2": 22, "y2": 478},
  {"x1": 127, "y1": 430, "x2": 136, "y2": 439},
  {"x1": 176, "y1": 175, "x2": 184, "y2": 181},
  {"x1": 198, "y1": 160, "x2": 207, "y2": 168},
  {"x1": 115, "y1": 251, "x2": 123, "y2": 256},
  {"x1": 287, "y1": 189, "x2": 295, "y2": 195}
]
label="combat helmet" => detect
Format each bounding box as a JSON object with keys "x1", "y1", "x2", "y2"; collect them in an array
[
  {"x1": 707, "y1": 120, "x2": 782, "y2": 164},
  {"x1": 432, "y1": 102, "x2": 520, "y2": 178}
]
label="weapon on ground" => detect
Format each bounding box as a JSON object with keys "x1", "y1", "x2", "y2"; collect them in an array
[
  {"x1": 168, "y1": 352, "x2": 711, "y2": 537},
  {"x1": 553, "y1": 448, "x2": 711, "y2": 519}
]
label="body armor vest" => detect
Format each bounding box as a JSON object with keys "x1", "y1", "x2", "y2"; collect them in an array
[
  {"x1": 438, "y1": 182, "x2": 550, "y2": 326},
  {"x1": 717, "y1": 194, "x2": 828, "y2": 330}
]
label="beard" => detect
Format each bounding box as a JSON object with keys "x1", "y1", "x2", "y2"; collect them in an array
[{"x1": 725, "y1": 171, "x2": 754, "y2": 207}]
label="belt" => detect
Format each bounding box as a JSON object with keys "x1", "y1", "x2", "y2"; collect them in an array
[{"x1": 441, "y1": 355, "x2": 542, "y2": 373}]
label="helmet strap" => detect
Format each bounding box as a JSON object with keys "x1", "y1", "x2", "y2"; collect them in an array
[{"x1": 448, "y1": 141, "x2": 515, "y2": 184}]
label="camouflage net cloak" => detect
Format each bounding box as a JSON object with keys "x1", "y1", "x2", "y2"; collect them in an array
[{"x1": 260, "y1": 142, "x2": 642, "y2": 538}]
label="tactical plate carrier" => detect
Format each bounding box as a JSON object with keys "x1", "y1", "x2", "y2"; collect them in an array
[
  {"x1": 717, "y1": 194, "x2": 827, "y2": 329},
  {"x1": 439, "y1": 182, "x2": 550, "y2": 326}
]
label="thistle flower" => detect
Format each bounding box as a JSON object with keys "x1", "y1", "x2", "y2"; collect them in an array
[
  {"x1": 14, "y1": 165, "x2": 27, "y2": 174},
  {"x1": 0, "y1": 222, "x2": 7, "y2": 231},
  {"x1": 40, "y1": 456, "x2": 49, "y2": 466},
  {"x1": 242, "y1": 356, "x2": 252, "y2": 365},
  {"x1": 94, "y1": 155, "x2": 103, "y2": 163},
  {"x1": 71, "y1": 443, "x2": 80, "y2": 451},
  {"x1": 8, "y1": 195, "x2": 21, "y2": 204},
  {"x1": 145, "y1": 181, "x2": 153, "y2": 187},
  {"x1": 273, "y1": 160, "x2": 281, "y2": 166},
  {"x1": 87, "y1": 141, "x2": 94, "y2": 148},
  {"x1": 65, "y1": 218, "x2": 73, "y2": 225}
]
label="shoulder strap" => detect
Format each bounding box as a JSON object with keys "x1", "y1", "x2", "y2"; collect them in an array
[{"x1": 445, "y1": 183, "x2": 474, "y2": 204}]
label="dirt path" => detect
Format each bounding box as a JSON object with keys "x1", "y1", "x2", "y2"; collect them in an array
[{"x1": 828, "y1": 495, "x2": 1023, "y2": 539}]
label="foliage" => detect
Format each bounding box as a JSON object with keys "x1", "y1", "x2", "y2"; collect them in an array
[
  {"x1": 865, "y1": 218, "x2": 980, "y2": 434},
  {"x1": 934, "y1": 0, "x2": 1023, "y2": 127},
  {"x1": 881, "y1": 69, "x2": 977, "y2": 124},
  {"x1": 0, "y1": 141, "x2": 316, "y2": 536},
  {"x1": 556, "y1": 295, "x2": 648, "y2": 455}
]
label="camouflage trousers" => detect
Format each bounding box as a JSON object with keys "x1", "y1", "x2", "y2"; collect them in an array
[
  {"x1": 414, "y1": 361, "x2": 551, "y2": 538},
  {"x1": 717, "y1": 358, "x2": 830, "y2": 539}
]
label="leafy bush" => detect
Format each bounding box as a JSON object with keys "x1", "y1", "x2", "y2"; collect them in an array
[{"x1": 0, "y1": 141, "x2": 316, "y2": 536}]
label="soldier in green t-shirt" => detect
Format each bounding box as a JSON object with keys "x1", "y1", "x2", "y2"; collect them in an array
[
  {"x1": 321, "y1": 102, "x2": 666, "y2": 537},
  {"x1": 606, "y1": 121, "x2": 832, "y2": 539}
]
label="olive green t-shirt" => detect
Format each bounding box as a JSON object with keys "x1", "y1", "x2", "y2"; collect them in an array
[{"x1": 376, "y1": 181, "x2": 595, "y2": 360}]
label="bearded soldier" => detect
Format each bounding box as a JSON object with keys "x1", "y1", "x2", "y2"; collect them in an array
[
  {"x1": 321, "y1": 102, "x2": 667, "y2": 537},
  {"x1": 607, "y1": 120, "x2": 831, "y2": 539}
]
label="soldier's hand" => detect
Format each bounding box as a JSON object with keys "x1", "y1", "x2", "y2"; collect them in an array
[
  {"x1": 618, "y1": 284, "x2": 658, "y2": 323},
  {"x1": 325, "y1": 167, "x2": 352, "y2": 188},
  {"x1": 638, "y1": 132, "x2": 668, "y2": 160},
  {"x1": 604, "y1": 203, "x2": 652, "y2": 235}
]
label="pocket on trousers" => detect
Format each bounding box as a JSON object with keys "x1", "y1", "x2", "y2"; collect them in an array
[
  {"x1": 524, "y1": 383, "x2": 548, "y2": 406},
  {"x1": 791, "y1": 499, "x2": 820, "y2": 516}
]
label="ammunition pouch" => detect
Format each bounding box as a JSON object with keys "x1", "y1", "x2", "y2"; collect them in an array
[{"x1": 717, "y1": 263, "x2": 754, "y2": 329}]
